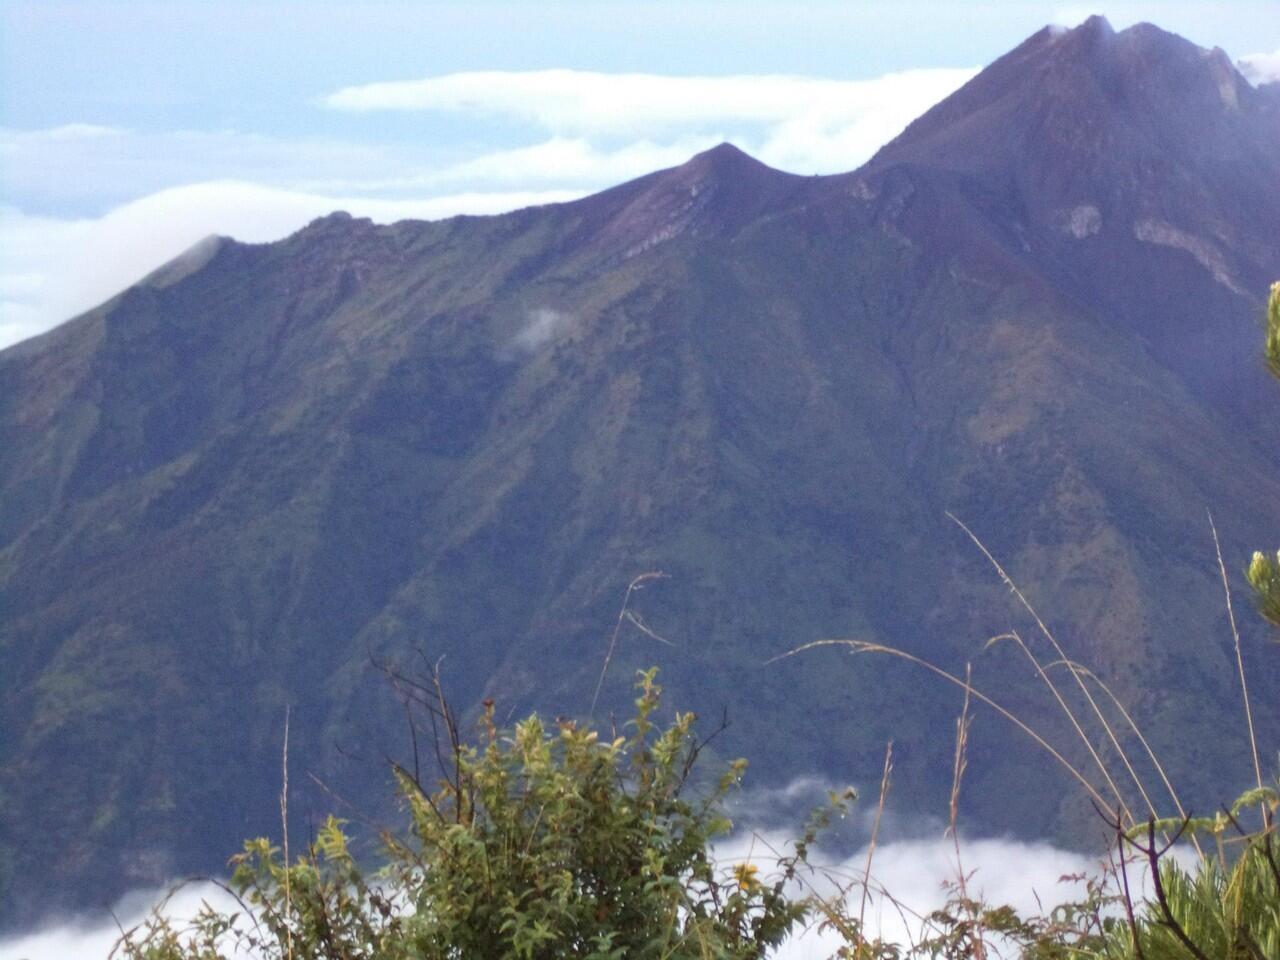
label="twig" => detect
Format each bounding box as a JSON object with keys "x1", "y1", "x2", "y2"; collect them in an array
[
  {"x1": 681, "y1": 707, "x2": 731, "y2": 790},
  {"x1": 1112, "y1": 806, "x2": 1147, "y2": 960},
  {"x1": 1142, "y1": 818, "x2": 1211, "y2": 960}
]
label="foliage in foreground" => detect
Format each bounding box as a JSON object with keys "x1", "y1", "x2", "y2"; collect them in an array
[
  {"x1": 111, "y1": 672, "x2": 1280, "y2": 960},
  {"x1": 1249, "y1": 282, "x2": 1280, "y2": 629},
  {"x1": 114, "y1": 669, "x2": 809, "y2": 960}
]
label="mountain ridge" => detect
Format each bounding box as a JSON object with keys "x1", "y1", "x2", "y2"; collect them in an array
[{"x1": 2, "y1": 17, "x2": 1279, "y2": 927}]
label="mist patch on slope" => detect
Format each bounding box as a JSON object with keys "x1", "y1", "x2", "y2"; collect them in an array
[{"x1": 507, "y1": 307, "x2": 575, "y2": 356}]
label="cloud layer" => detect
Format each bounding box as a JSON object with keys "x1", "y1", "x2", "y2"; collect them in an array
[
  {"x1": 0, "y1": 832, "x2": 1103, "y2": 960},
  {"x1": 1238, "y1": 46, "x2": 1280, "y2": 85},
  {"x1": 752, "y1": 833, "x2": 1100, "y2": 957},
  {"x1": 324, "y1": 68, "x2": 976, "y2": 138},
  {"x1": 322, "y1": 67, "x2": 977, "y2": 175},
  {"x1": 0, "y1": 881, "x2": 244, "y2": 960}
]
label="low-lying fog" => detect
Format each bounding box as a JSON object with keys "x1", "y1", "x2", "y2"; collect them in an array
[
  {"x1": 0, "y1": 822, "x2": 1105, "y2": 959},
  {"x1": 5, "y1": 775, "x2": 1179, "y2": 960}
]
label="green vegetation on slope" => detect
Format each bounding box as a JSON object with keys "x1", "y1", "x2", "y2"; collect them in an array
[{"x1": 112, "y1": 283, "x2": 1280, "y2": 959}]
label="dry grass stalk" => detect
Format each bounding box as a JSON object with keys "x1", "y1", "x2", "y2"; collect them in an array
[
  {"x1": 769, "y1": 638, "x2": 1112, "y2": 812},
  {"x1": 590, "y1": 570, "x2": 668, "y2": 716},
  {"x1": 1208, "y1": 510, "x2": 1268, "y2": 828},
  {"x1": 948, "y1": 664, "x2": 985, "y2": 959},
  {"x1": 949, "y1": 667, "x2": 972, "y2": 842},
  {"x1": 858, "y1": 740, "x2": 894, "y2": 937},
  {"x1": 984, "y1": 628, "x2": 1134, "y2": 825},
  {"x1": 747, "y1": 829, "x2": 926, "y2": 957},
  {"x1": 1047, "y1": 659, "x2": 1206, "y2": 860},
  {"x1": 950, "y1": 513, "x2": 1154, "y2": 829},
  {"x1": 280, "y1": 706, "x2": 293, "y2": 960}
]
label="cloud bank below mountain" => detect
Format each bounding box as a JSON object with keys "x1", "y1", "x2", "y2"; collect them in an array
[{"x1": 0, "y1": 831, "x2": 1103, "y2": 960}]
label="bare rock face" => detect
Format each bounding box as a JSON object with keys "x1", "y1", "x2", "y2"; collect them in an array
[{"x1": 1, "y1": 18, "x2": 1279, "y2": 926}]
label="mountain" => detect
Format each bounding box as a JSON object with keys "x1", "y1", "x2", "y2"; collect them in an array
[{"x1": 2, "y1": 17, "x2": 1279, "y2": 926}]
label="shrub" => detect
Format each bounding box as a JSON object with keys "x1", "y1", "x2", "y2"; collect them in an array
[{"x1": 113, "y1": 668, "x2": 809, "y2": 960}]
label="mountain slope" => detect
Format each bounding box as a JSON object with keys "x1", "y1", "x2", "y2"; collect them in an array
[{"x1": 2, "y1": 18, "x2": 1279, "y2": 925}]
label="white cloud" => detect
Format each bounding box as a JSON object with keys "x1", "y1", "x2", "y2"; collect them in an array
[
  {"x1": 1238, "y1": 47, "x2": 1280, "y2": 85},
  {"x1": 0, "y1": 838, "x2": 1098, "y2": 960},
  {"x1": 425, "y1": 136, "x2": 720, "y2": 187},
  {"x1": 509, "y1": 307, "x2": 573, "y2": 355},
  {"x1": 0, "y1": 125, "x2": 427, "y2": 212},
  {"x1": 294, "y1": 135, "x2": 728, "y2": 195},
  {"x1": 6, "y1": 68, "x2": 974, "y2": 219},
  {"x1": 1049, "y1": 7, "x2": 1098, "y2": 28},
  {"x1": 0, "y1": 183, "x2": 582, "y2": 349},
  {"x1": 722, "y1": 829, "x2": 1199, "y2": 958},
  {"x1": 323, "y1": 68, "x2": 976, "y2": 178},
  {"x1": 0, "y1": 822, "x2": 1205, "y2": 960},
  {"x1": 324, "y1": 68, "x2": 976, "y2": 144},
  {"x1": 0, "y1": 881, "x2": 243, "y2": 960},
  {"x1": 34, "y1": 123, "x2": 125, "y2": 142},
  {"x1": 758, "y1": 833, "x2": 1098, "y2": 955}
]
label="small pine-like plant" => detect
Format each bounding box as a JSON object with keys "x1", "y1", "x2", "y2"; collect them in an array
[
  {"x1": 1115, "y1": 791, "x2": 1280, "y2": 960},
  {"x1": 1247, "y1": 549, "x2": 1280, "y2": 629},
  {"x1": 1249, "y1": 282, "x2": 1280, "y2": 628}
]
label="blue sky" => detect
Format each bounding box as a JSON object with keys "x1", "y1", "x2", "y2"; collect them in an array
[{"x1": 1, "y1": 0, "x2": 1278, "y2": 347}]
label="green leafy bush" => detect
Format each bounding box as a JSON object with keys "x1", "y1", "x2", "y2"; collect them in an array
[{"x1": 113, "y1": 669, "x2": 809, "y2": 960}]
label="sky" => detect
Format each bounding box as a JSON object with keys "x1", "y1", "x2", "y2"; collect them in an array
[{"x1": 1, "y1": 0, "x2": 1278, "y2": 348}]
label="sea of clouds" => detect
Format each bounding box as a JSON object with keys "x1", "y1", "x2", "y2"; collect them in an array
[{"x1": 0, "y1": 819, "x2": 1111, "y2": 960}]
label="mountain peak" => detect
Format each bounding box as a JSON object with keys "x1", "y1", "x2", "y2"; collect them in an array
[
  {"x1": 1071, "y1": 13, "x2": 1114, "y2": 37},
  {"x1": 854, "y1": 15, "x2": 1279, "y2": 312},
  {"x1": 865, "y1": 16, "x2": 1273, "y2": 200},
  {"x1": 656, "y1": 141, "x2": 795, "y2": 199},
  {"x1": 295, "y1": 210, "x2": 376, "y2": 239},
  {"x1": 681, "y1": 141, "x2": 769, "y2": 175},
  {"x1": 570, "y1": 141, "x2": 802, "y2": 258}
]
